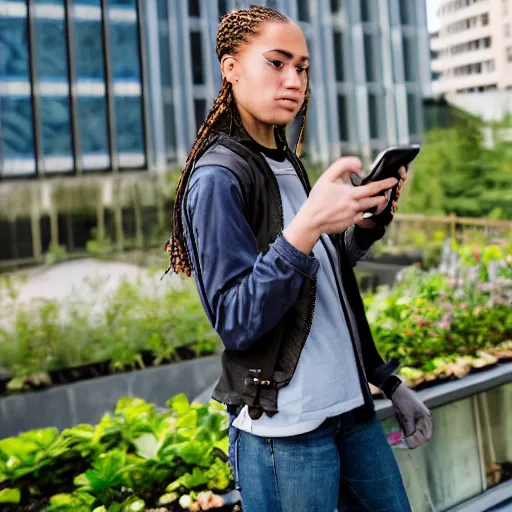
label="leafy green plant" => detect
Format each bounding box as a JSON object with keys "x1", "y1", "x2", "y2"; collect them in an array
[
  {"x1": 0, "y1": 395, "x2": 233, "y2": 511},
  {"x1": 0, "y1": 274, "x2": 220, "y2": 392},
  {"x1": 364, "y1": 240, "x2": 512, "y2": 387},
  {"x1": 44, "y1": 243, "x2": 68, "y2": 265}
]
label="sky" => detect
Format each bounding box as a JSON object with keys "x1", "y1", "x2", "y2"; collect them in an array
[{"x1": 426, "y1": 0, "x2": 441, "y2": 32}]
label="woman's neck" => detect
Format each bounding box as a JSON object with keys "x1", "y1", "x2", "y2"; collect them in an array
[{"x1": 237, "y1": 104, "x2": 277, "y2": 149}]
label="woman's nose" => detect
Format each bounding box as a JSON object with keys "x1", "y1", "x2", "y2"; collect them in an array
[{"x1": 283, "y1": 68, "x2": 302, "y2": 89}]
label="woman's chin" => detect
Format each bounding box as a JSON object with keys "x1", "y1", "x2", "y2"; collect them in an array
[{"x1": 266, "y1": 111, "x2": 298, "y2": 126}]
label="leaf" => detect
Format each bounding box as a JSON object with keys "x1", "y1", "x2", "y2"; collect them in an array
[
  {"x1": 165, "y1": 479, "x2": 182, "y2": 492},
  {"x1": 133, "y1": 433, "x2": 159, "y2": 460},
  {"x1": 174, "y1": 440, "x2": 211, "y2": 466},
  {"x1": 167, "y1": 394, "x2": 191, "y2": 417},
  {"x1": 0, "y1": 488, "x2": 20, "y2": 504},
  {"x1": 158, "y1": 492, "x2": 179, "y2": 505},
  {"x1": 213, "y1": 437, "x2": 229, "y2": 455},
  {"x1": 122, "y1": 497, "x2": 145, "y2": 511},
  {"x1": 177, "y1": 410, "x2": 198, "y2": 429},
  {"x1": 73, "y1": 473, "x2": 89, "y2": 486},
  {"x1": 180, "y1": 467, "x2": 209, "y2": 489}
]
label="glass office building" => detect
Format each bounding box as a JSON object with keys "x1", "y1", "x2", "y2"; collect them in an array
[{"x1": 0, "y1": 0, "x2": 431, "y2": 178}]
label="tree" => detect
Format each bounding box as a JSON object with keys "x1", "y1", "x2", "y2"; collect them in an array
[{"x1": 401, "y1": 112, "x2": 512, "y2": 219}]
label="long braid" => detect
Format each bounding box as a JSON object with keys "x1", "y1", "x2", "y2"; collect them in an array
[{"x1": 164, "y1": 5, "x2": 307, "y2": 277}]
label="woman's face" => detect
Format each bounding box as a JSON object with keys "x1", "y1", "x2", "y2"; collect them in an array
[{"x1": 223, "y1": 21, "x2": 309, "y2": 127}]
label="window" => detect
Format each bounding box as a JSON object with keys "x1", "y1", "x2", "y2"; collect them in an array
[
  {"x1": 367, "y1": 93, "x2": 380, "y2": 140},
  {"x1": 194, "y1": 99, "x2": 206, "y2": 132},
  {"x1": 507, "y1": 47, "x2": 512, "y2": 62},
  {"x1": 505, "y1": 24, "x2": 511, "y2": 38},
  {"x1": 188, "y1": 0, "x2": 200, "y2": 17},
  {"x1": 190, "y1": 31, "x2": 204, "y2": 85},
  {"x1": 360, "y1": 0, "x2": 371, "y2": 22},
  {"x1": 35, "y1": 3, "x2": 73, "y2": 171},
  {"x1": 482, "y1": 59, "x2": 494, "y2": 72},
  {"x1": 297, "y1": 0, "x2": 310, "y2": 22},
  {"x1": 402, "y1": 35, "x2": 416, "y2": 82},
  {"x1": 364, "y1": 33, "x2": 376, "y2": 82},
  {"x1": 337, "y1": 94, "x2": 349, "y2": 141},
  {"x1": 481, "y1": 13, "x2": 489, "y2": 26},
  {"x1": 0, "y1": 14, "x2": 35, "y2": 176},
  {"x1": 407, "y1": 93, "x2": 418, "y2": 135},
  {"x1": 218, "y1": 0, "x2": 229, "y2": 18},
  {"x1": 398, "y1": 0, "x2": 415, "y2": 25},
  {"x1": 109, "y1": 0, "x2": 145, "y2": 168},
  {"x1": 74, "y1": 9, "x2": 110, "y2": 170},
  {"x1": 330, "y1": 0, "x2": 343, "y2": 13},
  {"x1": 333, "y1": 30, "x2": 345, "y2": 82}
]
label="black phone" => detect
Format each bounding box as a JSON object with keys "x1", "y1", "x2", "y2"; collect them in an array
[{"x1": 350, "y1": 145, "x2": 421, "y2": 217}]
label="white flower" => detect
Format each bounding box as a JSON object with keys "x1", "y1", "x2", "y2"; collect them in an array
[{"x1": 179, "y1": 495, "x2": 193, "y2": 509}]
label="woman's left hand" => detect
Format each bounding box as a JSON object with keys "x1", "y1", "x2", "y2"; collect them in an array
[{"x1": 355, "y1": 166, "x2": 407, "y2": 229}]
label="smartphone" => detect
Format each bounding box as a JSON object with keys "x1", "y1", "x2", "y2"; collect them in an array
[{"x1": 350, "y1": 145, "x2": 421, "y2": 217}]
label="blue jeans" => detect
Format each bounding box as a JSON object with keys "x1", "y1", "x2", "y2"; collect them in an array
[{"x1": 229, "y1": 408, "x2": 411, "y2": 512}]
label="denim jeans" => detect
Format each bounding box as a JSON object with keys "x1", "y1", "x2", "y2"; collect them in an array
[{"x1": 228, "y1": 407, "x2": 411, "y2": 512}]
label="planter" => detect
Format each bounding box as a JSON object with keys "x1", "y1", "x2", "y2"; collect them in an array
[
  {"x1": 367, "y1": 251, "x2": 423, "y2": 267},
  {"x1": 0, "y1": 355, "x2": 222, "y2": 439},
  {"x1": 376, "y1": 364, "x2": 512, "y2": 512},
  {"x1": 2, "y1": 345, "x2": 214, "y2": 397},
  {"x1": 0, "y1": 368, "x2": 11, "y2": 395},
  {"x1": 49, "y1": 360, "x2": 111, "y2": 385}
]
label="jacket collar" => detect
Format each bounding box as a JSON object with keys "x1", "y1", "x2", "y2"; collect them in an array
[{"x1": 211, "y1": 102, "x2": 289, "y2": 156}]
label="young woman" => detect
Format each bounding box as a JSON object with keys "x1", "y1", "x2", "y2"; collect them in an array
[{"x1": 165, "y1": 6, "x2": 433, "y2": 512}]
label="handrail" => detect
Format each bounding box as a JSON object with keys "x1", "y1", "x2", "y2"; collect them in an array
[
  {"x1": 394, "y1": 213, "x2": 512, "y2": 229},
  {"x1": 376, "y1": 362, "x2": 512, "y2": 420}
]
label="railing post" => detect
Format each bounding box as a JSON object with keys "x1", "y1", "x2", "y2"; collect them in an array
[{"x1": 450, "y1": 212, "x2": 457, "y2": 241}]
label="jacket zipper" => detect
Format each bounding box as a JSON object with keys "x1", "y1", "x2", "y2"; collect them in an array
[{"x1": 287, "y1": 151, "x2": 373, "y2": 404}]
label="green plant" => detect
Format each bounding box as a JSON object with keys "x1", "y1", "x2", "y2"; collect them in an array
[
  {"x1": 0, "y1": 272, "x2": 219, "y2": 391},
  {"x1": 86, "y1": 232, "x2": 116, "y2": 259},
  {"x1": 0, "y1": 395, "x2": 232, "y2": 511},
  {"x1": 44, "y1": 243, "x2": 68, "y2": 265},
  {"x1": 364, "y1": 241, "x2": 512, "y2": 387}
]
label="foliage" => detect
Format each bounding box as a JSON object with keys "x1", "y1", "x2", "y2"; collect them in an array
[
  {"x1": 0, "y1": 395, "x2": 232, "y2": 512},
  {"x1": 44, "y1": 244, "x2": 68, "y2": 265},
  {"x1": 0, "y1": 274, "x2": 219, "y2": 392},
  {"x1": 401, "y1": 114, "x2": 512, "y2": 219},
  {"x1": 86, "y1": 229, "x2": 116, "y2": 258},
  {"x1": 364, "y1": 239, "x2": 512, "y2": 387}
]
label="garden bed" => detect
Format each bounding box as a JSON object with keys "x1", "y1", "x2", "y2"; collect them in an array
[
  {"x1": 0, "y1": 272, "x2": 221, "y2": 398},
  {"x1": 0, "y1": 395, "x2": 238, "y2": 512},
  {"x1": 1, "y1": 366, "x2": 511, "y2": 512},
  {"x1": 0, "y1": 355, "x2": 222, "y2": 439}
]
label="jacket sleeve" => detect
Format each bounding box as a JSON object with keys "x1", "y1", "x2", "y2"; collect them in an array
[
  {"x1": 343, "y1": 224, "x2": 386, "y2": 267},
  {"x1": 182, "y1": 165, "x2": 320, "y2": 352}
]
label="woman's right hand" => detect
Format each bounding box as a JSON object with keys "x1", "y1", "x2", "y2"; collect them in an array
[{"x1": 283, "y1": 157, "x2": 398, "y2": 254}]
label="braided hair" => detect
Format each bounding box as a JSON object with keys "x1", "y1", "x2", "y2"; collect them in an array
[{"x1": 164, "y1": 5, "x2": 311, "y2": 277}]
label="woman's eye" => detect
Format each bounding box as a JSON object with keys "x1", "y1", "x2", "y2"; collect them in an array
[
  {"x1": 270, "y1": 60, "x2": 283, "y2": 68},
  {"x1": 297, "y1": 66, "x2": 309, "y2": 74}
]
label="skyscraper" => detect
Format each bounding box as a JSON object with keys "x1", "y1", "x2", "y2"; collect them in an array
[{"x1": 0, "y1": 0, "x2": 430, "y2": 176}]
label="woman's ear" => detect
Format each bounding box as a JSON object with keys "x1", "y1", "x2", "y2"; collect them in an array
[{"x1": 221, "y1": 55, "x2": 239, "y2": 85}]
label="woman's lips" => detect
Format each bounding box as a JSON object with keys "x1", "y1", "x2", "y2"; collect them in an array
[{"x1": 276, "y1": 98, "x2": 299, "y2": 109}]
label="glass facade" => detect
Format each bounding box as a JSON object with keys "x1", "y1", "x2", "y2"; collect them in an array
[
  {"x1": 0, "y1": 0, "x2": 430, "y2": 177},
  {"x1": 0, "y1": 0, "x2": 146, "y2": 177}
]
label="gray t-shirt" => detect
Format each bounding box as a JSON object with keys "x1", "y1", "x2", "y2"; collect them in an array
[{"x1": 232, "y1": 155, "x2": 364, "y2": 437}]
